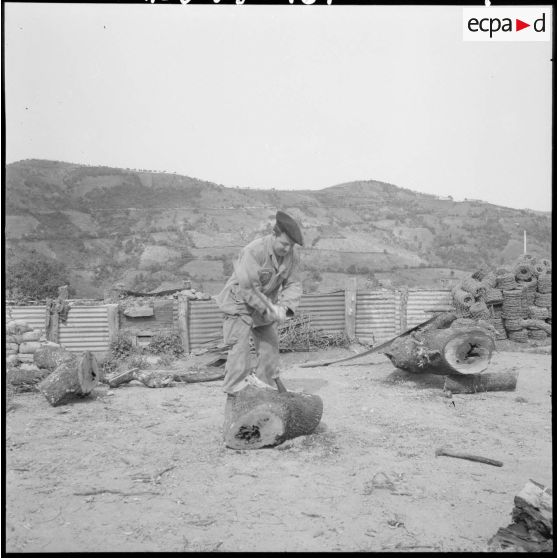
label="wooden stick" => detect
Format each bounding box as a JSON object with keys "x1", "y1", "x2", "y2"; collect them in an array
[{"x1": 435, "y1": 447, "x2": 503, "y2": 467}]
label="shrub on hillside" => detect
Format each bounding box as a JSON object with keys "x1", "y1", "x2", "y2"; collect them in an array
[{"x1": 6, "y1": 249, "x2": 75, "y2": 301}]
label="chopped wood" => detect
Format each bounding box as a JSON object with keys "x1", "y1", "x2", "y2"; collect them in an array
[{"x1": 488, "y1": 480, "x2": 553, "y2": 552}]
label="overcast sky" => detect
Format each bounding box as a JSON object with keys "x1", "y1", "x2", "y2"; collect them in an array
[{"x1": 4, "y1": 3, "x2": 553, "y2": 211}]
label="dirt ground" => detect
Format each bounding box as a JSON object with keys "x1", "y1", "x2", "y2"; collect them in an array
[{"x1": 5, "y1": 344, "x2": 553, "y2": 552}]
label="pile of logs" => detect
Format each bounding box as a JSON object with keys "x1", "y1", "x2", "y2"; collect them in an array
[{"x1": 488, "y1": 479, "x2": 553, "y2": 552}]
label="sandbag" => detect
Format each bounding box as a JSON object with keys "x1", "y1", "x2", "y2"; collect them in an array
[
  {"x1": 19, "y1": 341, "x2": 43, "y2": 355},
  {"x1": 7, "y1": 320, "x2": 33, "y2": 335},
  {"x1": 20, "y1": 330, "x2": 42, "y2": 342}
]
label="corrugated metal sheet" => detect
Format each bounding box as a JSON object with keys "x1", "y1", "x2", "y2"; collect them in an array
[
  {"x1": 355, "y1": 290, "x2": 399, "y2": 343},
  {"x1": 58, "y1": 305, "x2": 110, "y2": 353},
  {"x1": 188, "y1": 299, "x2": 224, "y2": 348},
  {"x1": 187, "y1": 291, "x2": 346, "y2": 348},
  {"x1": 298, "y1": 291, "x2": 345, "y2": 332},
  {"x1": 406, "y1": 289, "x2": 452, "y2": 328},
  {"x1": 6, "y1": 306, "x2": 47, "y2": 333}
]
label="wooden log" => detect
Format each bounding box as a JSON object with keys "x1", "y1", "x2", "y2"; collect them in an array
[
  {"x1": 133, "y1": 369, "x2": 174, "y2": 388},
  {"x1": 34, "y1": 345, "x2": 75, "y2": 372},
  {"x1": 223, "y1": 385, "x2": 323, "y2": 450},
  {"x1": 173, "y1": 369, "x2": 225, "y2": 383},
  {"x1": 384, "y1": 327, "x2": 494, "y2": 376},
  {"x1": 513, "y1": 479, "x2": 553, "y2": 537},
  {"x1": 385, "y1": 368, "x2": 519, "y2": 394},
  {"x1": 38, "y1": 351, "x2": 99, "y2": 406},
  {"x1": 488, "y1": 480, "x2": 553, "y2": 552},
  {"x1": 107, "y1": 367, "x2": 138, "y2": 388}
]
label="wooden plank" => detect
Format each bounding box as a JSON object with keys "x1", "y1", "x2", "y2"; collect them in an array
[
  {"x1": 177, "y1": 295, "x2": 190, "y2": 354},
  {"x1": 344, "y1": 277, "x2": 357, "y2": 342},
  {"x1": 106, "y1": 304, "x2": 119, "y2": 344}
]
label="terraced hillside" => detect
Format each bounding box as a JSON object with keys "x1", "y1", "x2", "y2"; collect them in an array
[{"x1": 5, "y1": 159, "x2": 551, "y2": 297}]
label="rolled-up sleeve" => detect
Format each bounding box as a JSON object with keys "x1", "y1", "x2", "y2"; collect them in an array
[{"x1": 234, "y1": 249, "x2": 274, "y2": 315}]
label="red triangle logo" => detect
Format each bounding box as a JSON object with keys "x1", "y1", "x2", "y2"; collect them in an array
[{"x1": 516, "y1": 19, "x2": 530, "y2": 31}]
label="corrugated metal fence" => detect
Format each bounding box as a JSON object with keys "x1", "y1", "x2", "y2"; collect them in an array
[
  {"x1": 58, "y1": 306, "x2": 110, "y2": 354},
  {"x1": 6, "y1": 288, "x2": 452, "y2": 354},
  {"x1": 6, "y1": 304, "x2": 112, "y2": 355}
]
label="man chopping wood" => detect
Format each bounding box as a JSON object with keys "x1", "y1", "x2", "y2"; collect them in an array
[{"x1": 215, "y1": 211, "x2": 304, "y2": 396}]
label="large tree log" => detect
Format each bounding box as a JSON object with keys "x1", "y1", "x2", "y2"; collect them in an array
[
  {"x1": 384, "y1": 327, "x2": 494, "y2": 376},
  {"x1": 386, "y1": 368, "x2": 519, "y2": 394},
  {"x1": 223, "y1": 385, "x2": 323, "y2": 450},
  {"x1": 38, "y1": 351, "x2": 99, "y2": 406}
]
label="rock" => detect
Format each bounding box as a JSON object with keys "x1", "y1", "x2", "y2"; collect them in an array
[{"x1": 123, "y1": 305, "x2": 154, "y2": 318}]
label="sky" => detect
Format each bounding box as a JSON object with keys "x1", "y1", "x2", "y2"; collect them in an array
[{"x1": 4, "y1": 2, "x2": 553, "y2": 211}]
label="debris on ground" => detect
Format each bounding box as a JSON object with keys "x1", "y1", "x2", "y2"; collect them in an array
[{"x1": 488, "y1": 479, "x2": 553, "y2": 552}]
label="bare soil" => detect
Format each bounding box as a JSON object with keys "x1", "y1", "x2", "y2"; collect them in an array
[{"x1": 5, "y1": 345, "x2": 553, "y2": 552}]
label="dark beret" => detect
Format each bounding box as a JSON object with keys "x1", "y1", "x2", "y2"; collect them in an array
[{"x1": 275, "y1": 211, "x2": 303, "y2": 246}]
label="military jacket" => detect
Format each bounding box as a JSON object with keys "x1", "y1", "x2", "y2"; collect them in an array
[{"x1": 214, "y1": 234, "x2": 302, "y2": 324}]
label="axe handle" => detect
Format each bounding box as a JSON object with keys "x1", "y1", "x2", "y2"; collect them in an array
[
  {"x1": 233, "y1": 261, "x2": 276, "y2": 315},
  {"x1": 435, "y1": 448, "x2": 503, "y2": 467}
]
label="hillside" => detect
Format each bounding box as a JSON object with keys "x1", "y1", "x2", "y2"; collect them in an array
[{"x1": 5, "y1": 159, "x2": 552, "y2": 298}]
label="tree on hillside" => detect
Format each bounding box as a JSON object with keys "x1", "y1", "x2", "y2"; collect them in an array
[{"x1": 6, "y1": 249, "x2": 75, "y2": 301}]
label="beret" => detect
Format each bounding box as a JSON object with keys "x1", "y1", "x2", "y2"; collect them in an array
[{"x1": 275, "y1": 211, "x2": 303, "y2": 246}]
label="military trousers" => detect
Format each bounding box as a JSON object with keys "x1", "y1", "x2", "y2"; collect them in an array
[{"x1": 221, "y1": 314, "x2": 280, "y2": 394}]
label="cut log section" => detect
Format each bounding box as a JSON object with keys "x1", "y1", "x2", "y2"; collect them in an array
[
  {"x1": 38, "y1": 350, "x2": 99, "y2": 406},
  {"x1": 384, "y1": 327, "x2": 494, "y2": 376},
  {"x1": 223, "y1": 385, "x2": 323, "y2": 450}
]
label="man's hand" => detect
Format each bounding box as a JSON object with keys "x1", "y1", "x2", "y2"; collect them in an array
[{"x1": 265, "y1": 304, "x2": 287, "y2": 324}]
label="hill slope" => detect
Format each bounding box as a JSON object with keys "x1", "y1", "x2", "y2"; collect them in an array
[{"x1": 5, "y1": 159, "x2": 551, "y2": 297}]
